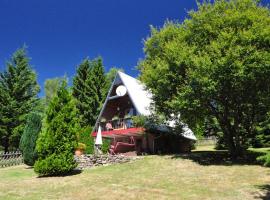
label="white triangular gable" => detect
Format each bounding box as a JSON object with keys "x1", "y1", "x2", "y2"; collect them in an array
[{"x1": 93, "y1": 71, "x2": 196, "y2": 141}]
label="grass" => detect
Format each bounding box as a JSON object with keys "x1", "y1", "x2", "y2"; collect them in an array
[{"x1": 0, "y1": 148, "x2": 269, "y2": 200}]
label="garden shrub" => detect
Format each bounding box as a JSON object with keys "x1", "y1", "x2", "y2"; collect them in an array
[
  {"x1": 257, "y1": 153, "x2": 270, "y2": 167},
  {"x1": 77, "y1": 143, "x2": 86, "y2": 151},
  {"x1": 19, "y1": 112, "x2": 43, "y2": 166},
  {"x1": 78, "y1": 126, "x2": 111, "y2": 154},
  {"x1": 34, "y1": 82, "x2": 79, "y2": 176}
]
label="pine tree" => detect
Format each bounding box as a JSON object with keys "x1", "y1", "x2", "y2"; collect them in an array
[
  {"x1": 34, "y1": 81, "x2": 79, "y2": 176},
  {"x1": 0, "y1": 48, "x2": 39, "y2": 152},
  {"x1": 19, "y1": 112, "x2": 43, "y2": 166},
  {"x1": 73, "y1": 57, "x2": 106, "y2": 127}
]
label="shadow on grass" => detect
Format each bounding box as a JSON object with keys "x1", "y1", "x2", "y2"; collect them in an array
[
  {"x1": 171, "y1": 150, "x2": 266, "y2": 166},
  {"x1": 255, "y1": 185, "x2": 270, "y2": 200},
  {"x1": 37, "y1": 169, "x2": 82, "y2": 178}
]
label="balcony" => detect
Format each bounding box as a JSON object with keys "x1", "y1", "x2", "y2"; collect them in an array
[
  {"x1": 95, "y1": 117, "x2": 134, "y2": 132},
  {"x1": 92, "y1": 117, "x2": 145, "y2": 138}
]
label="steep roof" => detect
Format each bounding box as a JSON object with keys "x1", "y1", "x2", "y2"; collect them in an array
[
  {"x1": 95, "y1": 71, "x2": 196, "y2": 141},
  {"x1": 118, "y1": 71, "x2": 153, "y2": 116}
]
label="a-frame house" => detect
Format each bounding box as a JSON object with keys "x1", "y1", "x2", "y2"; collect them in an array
[{"x1": 92, "y1": 71, "x2": 196, "y2": 154}]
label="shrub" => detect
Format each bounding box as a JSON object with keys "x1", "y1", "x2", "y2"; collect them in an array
[
  {"x1": 102, "y1": 138, "x2": 111, "y2": 153},
  {"x1": 34, "y1": 82, "x2": 79, "y2": 176},
  {"x1": 252, "y1": 113, "x2": 270, "y2": 148},
  {"x1": 77, "y1": 143, "x2": 86, "y2": 151},
  {"x1": 78, "y1": 127, "x2": 94, "y2": 154},
  {"x1": 78, "y1": 127, "x2": 111, "y2": 154},
  {"x1": 132, "y1": 115, "x2": 147, "y2": 127},
  {"x1": 257, "y1": 153, "x2": 270, "y2": 167},
  {"x1": 19, "y1": 112, "x2": 43, "y2": 166}
]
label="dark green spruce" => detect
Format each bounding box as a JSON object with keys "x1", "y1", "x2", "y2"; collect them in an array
[
  {"x1": 0, "y1": 48, "x2": 39, "y2": 152},
  {"x1": 73, "y1": 57, "x2": 106, "y2": 127}
]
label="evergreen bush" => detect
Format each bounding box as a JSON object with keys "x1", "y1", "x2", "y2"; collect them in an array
[
  {"x1": 257, "y1": 153, "x2": 270, "y2": 167},
  {"x1": 78, "y1": 127, "x2": 110, "y2": 154},
  {"x1": 19, "y1": 112, "x2": 42, "y2": 166},
  {"x1": 34, "y1": 82, "x2": 79, "y2": 176}
]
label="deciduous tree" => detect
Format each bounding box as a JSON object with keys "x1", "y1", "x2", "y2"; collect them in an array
[{"x1": 139, "y1": 0, "x2": 270, "y2": 158}]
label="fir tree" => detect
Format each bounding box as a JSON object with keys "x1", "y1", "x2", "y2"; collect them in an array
[
  {"x1": 87, "y1": 57, "x2": 107, "y2": 125},
  {"x1": 73, "y1": 59, "x2": 92, "y2": 127},
  {"x1": 0, "y1": 48, "x2": 39, "y2": 152},
  {"x1": 19, "y1": 112, "x2": 43, "y2": 166},
  {"x1": 73, "y1": 57, "x2": 106, "y2": 127},
  {"x1": 34, "y1": 81, "x2": 79, "y2": 176}
]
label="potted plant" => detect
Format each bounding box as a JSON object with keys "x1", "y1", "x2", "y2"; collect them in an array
[{"x1": 75, "y1": 142, "x2": 86, "y2": 156}]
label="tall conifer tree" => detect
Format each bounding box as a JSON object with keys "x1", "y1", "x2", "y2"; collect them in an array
[
  {"x1": 0, "y1": 48, "x2": 39, "y2": 152},
  {"x1": 73, "y1": 57, "x2": 106, "y2": 127},
  {"x1": 34, "y1": 81, "x2": 79, "y2": 176}
]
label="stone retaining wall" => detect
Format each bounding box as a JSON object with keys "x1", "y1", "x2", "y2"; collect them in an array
[{"x1": 75, "y1": 154, "x2": 139, "y2": 169}]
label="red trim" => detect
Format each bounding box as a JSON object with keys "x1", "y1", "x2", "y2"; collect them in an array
[{"x1": 91, "y1": 127, "x2": 144, "y2": 137}]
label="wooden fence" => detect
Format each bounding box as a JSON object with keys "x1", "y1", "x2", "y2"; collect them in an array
[{"x1": 0, "y1": 151, "x2": 23, "y2": 168}]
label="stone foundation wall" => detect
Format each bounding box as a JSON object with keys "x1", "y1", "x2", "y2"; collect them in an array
[{"x1": 75, "y1": 154, "x2": 139, "y2": 169}]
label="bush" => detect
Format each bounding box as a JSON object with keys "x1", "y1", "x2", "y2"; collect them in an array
[
  {"x1": 34, "y1": 82, "x2": 79, "y2": 176},
  {"x1": 19, "y1": 112, "x2": 43, "y2": 166},
  {"x1": 132, "y1": 115, "x2": 147, "y2": 127},
  {"x1": 252, "y1": 113, "x2": 270, "y2": 148},
  {"x1": 77, "y1": 143, "x2": 86, "y2": 151},
  {"x1": 102, "y1": 138, "x2": 111, "y2": 153},
  {"x1": 257, "y1": 153, "x2": 270, "y2": 167},
  {"x1": 78, "y1": 127, "x2": 111, "y2": 154}
]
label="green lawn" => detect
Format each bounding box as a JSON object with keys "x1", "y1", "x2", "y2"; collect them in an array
[{"x1": 0, "y1": 150, "x2": 269, "y2": 200}]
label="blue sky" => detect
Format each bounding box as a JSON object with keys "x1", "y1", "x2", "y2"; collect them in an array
[{"x1": 0, "y1": 0, "x2": 269, "y2": 96}]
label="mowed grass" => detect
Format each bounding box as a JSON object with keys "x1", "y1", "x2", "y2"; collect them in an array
[{"x1": 0, "y1": 150, "x2": 269, "y2": 200}]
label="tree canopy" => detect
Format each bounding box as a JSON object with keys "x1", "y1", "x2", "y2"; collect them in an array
[
  {"x1": 44, "y1": 77, "x2": 66, "y2": 106},
  {"x1": 0, "y1": 48, "x2": 40, "y2": 152},
  {"x1": 73, "y1": 57, "x2": 107, "y2": 127},
  {"x1": 139, "y1": 0, "x2": 270, "y2": 157}
]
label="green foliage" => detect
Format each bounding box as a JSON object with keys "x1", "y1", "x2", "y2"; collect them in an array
[
  {"x1": 34, "y1": 81, "x2": 79, "y2": 176},
  {"x1": 78, "y1": 127, "x2": 94, "y2": 154},
  {"x1": 104, "y1": 67, "x2": 124, "y2": 93},
  {"x1": 256, "y1": 153, "x2": 270, "y2": 167},
  {"x1": 139, "y1": 0, "x2": 270, "y2": 157},
  {"x1": 132, "y1": 115, "x2": 147, "y2": 127},
  {"x1": 0, "y1": 47, "x2": 40, "y2": 152},
  {"x1": 101, "y1": 138, "x2": 111, "y2": 153},
  {"x1": 77, "y1": 143, "x2": 86, "y2": 151},
  {"x1": 44, "y1": 77, "x2": 66, "y2": 106},
  {"x1": 19, "y1": 112, "x2": 43, "y2": 166},
  {"x1": 73, "y1": 57, "x2": 107, "y2": 127},
  {"x1": 78, "y1": 127, "x2": 110, "y2": 154},
  {"x1": 252, "y1": 112, "x2": 270, "y2": 147}
]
